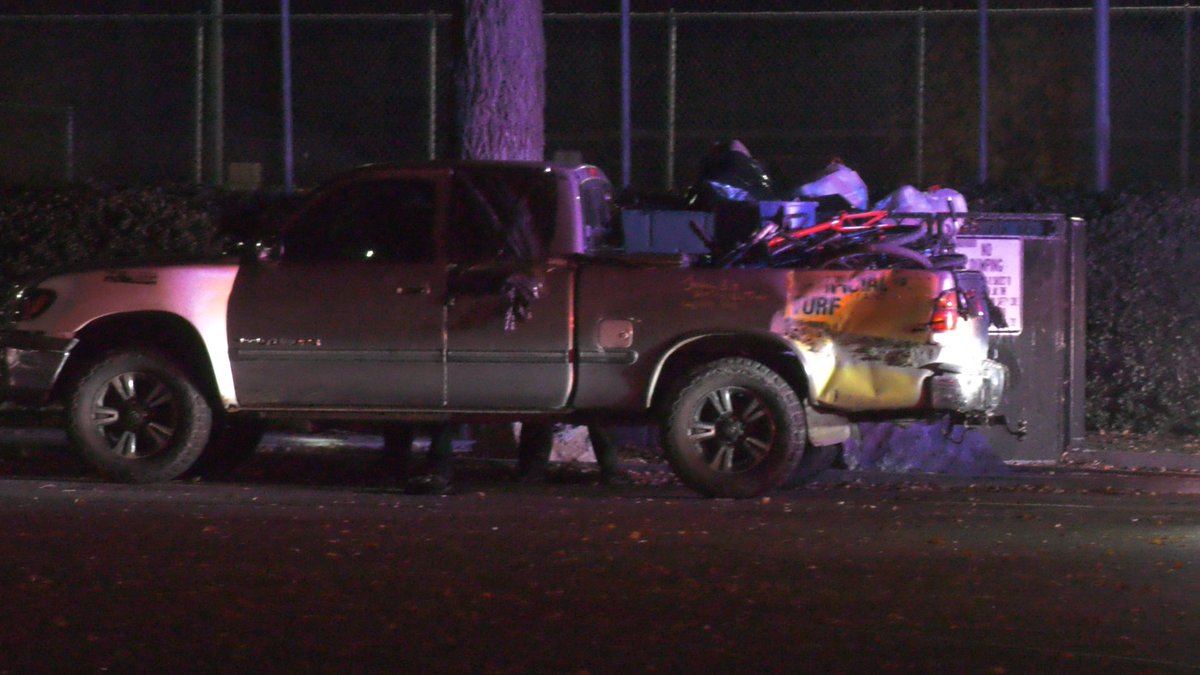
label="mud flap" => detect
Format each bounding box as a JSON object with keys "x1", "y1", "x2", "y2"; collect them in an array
[
  {"x1": 784, "y1": 404, "x2": 851, "y2": 487},
  {"x1": 804, "y1": 402, "x2": 851, "y2": 447}
]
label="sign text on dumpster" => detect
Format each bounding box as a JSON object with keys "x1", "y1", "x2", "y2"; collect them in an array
[{"x1": 958, "y1": 236, "x2": 1023, "y2": 335}]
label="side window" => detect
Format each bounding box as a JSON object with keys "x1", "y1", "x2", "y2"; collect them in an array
[
  {"x1": 284, "y1": 178, "x2": 438, "y2": 263},
  {"x1": 447, "y1": 170, "x2": 558, "y2": 264},
  {"x1": 448, "y1": 175, "x2": 508, "y2": 263}
]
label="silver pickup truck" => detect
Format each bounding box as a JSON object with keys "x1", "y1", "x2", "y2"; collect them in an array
[{"x1": 0, "y1": 161, "x2": 1005, "y2": 497}]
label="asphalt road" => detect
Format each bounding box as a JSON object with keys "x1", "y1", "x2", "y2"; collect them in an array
[{"x1": 1, "y1": 436, "x2": 1200, "y2": 673}]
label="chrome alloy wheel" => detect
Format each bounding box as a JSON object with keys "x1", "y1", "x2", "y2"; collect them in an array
[
  {"x1": 686, "y1": 385, "x2": 777, "y2": 473},
  {"x1": 90, "y1": 371, "x2": 181, "y2": 459}
]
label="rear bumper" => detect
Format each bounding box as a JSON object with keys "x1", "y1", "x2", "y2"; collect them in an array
[
  {"x1": 928, "y1": 358, "x2": 1007, "y2": 414},
  {"x1": 0, "y1": 331, "x2": 76, "y2": 405}
]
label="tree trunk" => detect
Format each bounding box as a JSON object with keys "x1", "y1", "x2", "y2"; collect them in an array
[
  {"x1": 459, "y1": 0, "x2": 545, "y2": 161},
  {"x1": 457, "y1": 0, "x2": 547, "y2": 456}
]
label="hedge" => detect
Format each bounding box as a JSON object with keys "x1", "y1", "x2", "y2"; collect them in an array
[
  {"x1": 0, "y1": 184, "x2": 305, "y2": 285},
  {"x1": 0, "y1": 184, "x2": 221, "y2": 284},
  {"x1": 1, "y1": 182, "x2": 1196, "y2": 433}
]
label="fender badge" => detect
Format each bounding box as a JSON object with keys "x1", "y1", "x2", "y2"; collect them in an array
[{"x1": 238, "y1": 337, "x2": 322, "y2": 347}]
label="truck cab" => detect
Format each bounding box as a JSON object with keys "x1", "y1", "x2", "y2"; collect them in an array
[{"x1": 228, "y1": 161, "x2": 611, "y2": 412}]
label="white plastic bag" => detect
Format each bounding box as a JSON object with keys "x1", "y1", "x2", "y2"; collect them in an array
[
  {"x1": 791, "y1": 161, "x2": 869, "y2": 211},
  {"x1": 874, "y1": 185, "x2": 967, "y2": 238}
]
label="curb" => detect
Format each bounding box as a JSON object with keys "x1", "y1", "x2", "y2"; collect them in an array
[
  {"x1": 810, "y1": 464, "x2": 1200, "y2": 495},
  {"x1": 1061, "y1": 448, "x2": 1200, "y2": 473}
]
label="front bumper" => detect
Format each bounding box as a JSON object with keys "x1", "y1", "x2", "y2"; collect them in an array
[
  {"x1": 0, "y1": 331, "x2": 76, "y2": 405},
  {"x1": 928, "y1": 358, "x2": 1007, "y2": 414}
]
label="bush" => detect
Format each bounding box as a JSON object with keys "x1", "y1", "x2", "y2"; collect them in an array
[
  {"x1": 0, "y1": 184, "x2": 220, "y2": 286},
  {"x1": 0, "y1": 183, "x2": 302, "y2": 289}
]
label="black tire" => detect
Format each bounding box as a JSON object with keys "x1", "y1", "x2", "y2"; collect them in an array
[
  {"x1": 661, "y1": 357, "x2": 807, "y2": 498},
  {"x1": 187, "y1": 415, "x2": 267, "y2": 479},
  {"x1": 66, "y1": 350, "x2": 213, "y2": 483},
  {"x1": 818, "y1": 243, "x2": 933, "y2": 270}
]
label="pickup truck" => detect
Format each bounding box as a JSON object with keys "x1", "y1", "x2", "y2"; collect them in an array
[{"x1": 0, "y1": 161, "x2": 1005, "y2": 498}]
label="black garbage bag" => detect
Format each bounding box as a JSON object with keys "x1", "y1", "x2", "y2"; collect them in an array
[{"x1": 685, "y1": 139, "x2": 779, "y2": 211}]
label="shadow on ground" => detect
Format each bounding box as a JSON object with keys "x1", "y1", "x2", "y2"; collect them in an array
[{"x1": 0, "y1": 428, "x2": 677, "y2": 493}]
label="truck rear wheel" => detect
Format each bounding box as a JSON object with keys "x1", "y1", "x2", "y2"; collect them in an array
[
  {"x1": 66, "y1": 350, "x2": 212, "y2": 483},
  {"x1": 662, "y1": 358, "x2": 807, "y2": 498}
]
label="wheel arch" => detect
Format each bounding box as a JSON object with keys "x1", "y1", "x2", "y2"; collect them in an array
[
  {"x1": 54, "y1": 311, "x2": 222, "y2": 405},
  {"x1": 645, "y1": 332, "x2": 810, "y2": 411}
]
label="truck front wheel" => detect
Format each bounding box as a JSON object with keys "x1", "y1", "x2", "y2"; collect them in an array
[
  {"x1": 66, "y1": 350, "x2": 213, "y2": 483},
  {"x1": 662, "y1": 358, "x2": 807, "y2": 498}
]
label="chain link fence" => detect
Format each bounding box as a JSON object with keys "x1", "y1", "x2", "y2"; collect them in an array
[{"x1": 0, "y1": 5, "x2": 1194, "y2": 193}]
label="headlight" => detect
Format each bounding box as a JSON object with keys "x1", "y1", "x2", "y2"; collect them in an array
[{"x1": 8, "y1": 287, "x2": 56, "y2": 321}]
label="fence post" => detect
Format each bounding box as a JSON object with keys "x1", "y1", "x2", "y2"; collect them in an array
[
  {"x1": 978, "y1": 0, "x2": 988, "y2": 185},
  {"x1": 194, "y1": 13, "x2": 205, "y2": 185},
  {"x1": 280, "y1": 0, "x2": 295, "y2": 193},
  {"x1": 1095, "y1": 0, "x2": 1111, "y2": 191},
  {"x1": 916, "y1": 6, "x2": 926, "y2": 186},
  {"x1": 64, "y1": 106, "x2": 75, "y2": 183},
  {"x1": 620, "y1": 0, "x2": 631, "y2": 188},
  {"x1": 666, "y1": 9, "x2": 677, "y2": 192},
  {"x1": 205, "y1": 0, "x2": 225, "y2": 187},
  {"x1": 428, "y1": 11, "x2": 438, "y2": 160},
  {"x1": 1183, "y1": 2, "x2": 1192, "y2": 187}
]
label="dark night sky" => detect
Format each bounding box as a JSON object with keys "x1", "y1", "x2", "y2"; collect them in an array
[
  {"x1": 1, "y1": 0, "x2": 1181, "y2": 188},
  {"x1": 2, "y1": 1, "x2": 1120, "y2": 16}
]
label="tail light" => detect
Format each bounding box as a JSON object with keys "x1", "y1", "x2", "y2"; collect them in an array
[{"x1": 929, "y1": 290, "x2": 959, "y2": 332}]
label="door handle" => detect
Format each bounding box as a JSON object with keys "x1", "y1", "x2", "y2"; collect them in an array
[{"x1": 396, "y1": 283, "x2": 433, "y2": 296}]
